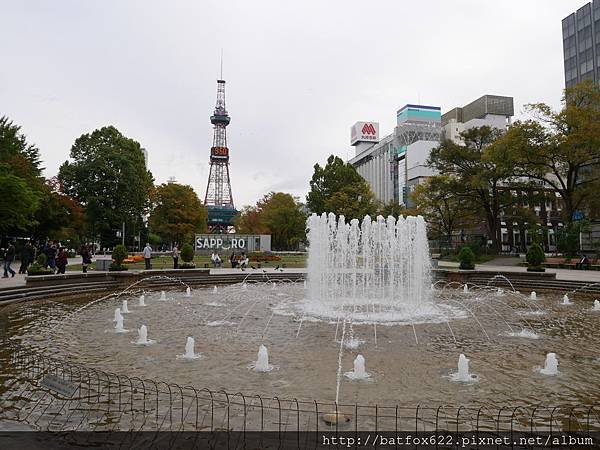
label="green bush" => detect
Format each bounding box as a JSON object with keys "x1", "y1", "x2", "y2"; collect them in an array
[
  {"x1": 109, "y1": 262, "x2": 128, "y2": 271},
  {"x1": 112, "y1": 245, "x2": 128, "y2": 266},
  {"x1": 180, "y1": 243, "x2": 194, "y2": 263},
  {"x1": 526, "y1": 243, "x2": 545, "y2": 269},
  {"x1": 36, "y1": 253, "x2": 47, "y2": 266},
  {"x1": 27, "y1": 258, "x2": 53, "y2": 276},
  {"x1": 458, "y1": 246, "x2": 475, "y2": 270}
]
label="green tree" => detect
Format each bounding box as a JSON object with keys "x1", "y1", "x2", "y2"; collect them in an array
[
  {"x1": 411, "y1": 176, "x2": 473, "y2": 246},
  {"x1": 378, "y1": 201, "x2": 408, "y2": 219},
  {"x1": 428, "y1": 126, "x2": 524, "y2": 253},
  {"x1": 307, "y1": 155, "x2": 378, "y2": 216},
  {"x1": 495, "y1": 81, "x2": 600, "y2": 226},
  {"x1": 148, "y1": 183, "x2": 207, "y2": 246},
  {"x1": 0, "y1": 174, "x2": 40, "y2": 234},
  {"x1": 259, "y1": 192, "x2": 307, "y2": 250},
  {"x1": 58, "y1": 126, "x2": 154, "y2": 246},
  {"x1": 0, "y1": 116, "x2": 45, "y2": 236}
]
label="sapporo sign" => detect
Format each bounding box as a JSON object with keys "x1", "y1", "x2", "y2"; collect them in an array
[{"x1": 195, "y1": 235, "x2": 247, "y2": 251}]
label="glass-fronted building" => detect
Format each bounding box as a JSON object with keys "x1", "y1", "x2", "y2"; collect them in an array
[{"x1": 562, "y1": 0, "x2": 600, "y2": 88}]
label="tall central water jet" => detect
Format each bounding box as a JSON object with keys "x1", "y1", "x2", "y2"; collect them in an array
[{"x1": 305, "y1": 213, "x2": 435, "y2": 323}]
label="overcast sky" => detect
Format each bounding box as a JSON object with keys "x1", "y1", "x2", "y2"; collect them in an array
[{"x1": 1, "y1": 0, "x2": 581, "y2": 208}]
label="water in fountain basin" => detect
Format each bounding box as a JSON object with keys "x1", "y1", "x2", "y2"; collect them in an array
[
  {"x1": 593, "y1": 300, "x2": 600, "y2": 311},
  {"x1": 251, "y1": 345, "x2": 273, "y2": 372},
  {"x1": 213, "y1": 286, "x2": 218, "y2": 294},
  {"x1": 562, "y1": 295, "x2": 571, "y2": 305},
  {"x1": 344, "y1": 355, "x2": 370, "y2": 380},
  {"x1": 121, "y1": 300, "x2": 129, "y2": 313},
  {"x1": 463, "y1": 284, "x2": 469, "y2": 293},
  {"x1": 540, "y1": 353, "x2": 559, "y2": 375},
  {"x1": 530, "y1": 291, "x2": 537, "y2": 300},
  {"x1": 113, "y1": 308, "x2": 122, "y2": 322},
  {"x1": 139, "y1": 295, "x2": 145, "y2": 306},
  {"x1": 186, "y1": 287, "x2": 191, "y2": 297},
  {"x1": 160, "y1": 291, "x2": 166, "y2": 301}
]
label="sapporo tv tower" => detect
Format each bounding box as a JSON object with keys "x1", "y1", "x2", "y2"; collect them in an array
[{"x1": 203, "y1": 66, "x2": 237, "y2": 233}]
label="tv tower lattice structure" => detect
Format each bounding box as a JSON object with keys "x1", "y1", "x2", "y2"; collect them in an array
[{"x1": 204, "y1": 79, "x2": 237, "y2": 232}]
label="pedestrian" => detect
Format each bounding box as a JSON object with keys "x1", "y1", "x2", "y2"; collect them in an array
[
  {"x1": 239, "y1": 252, "x2": 249, "y2": 270},
  {"x1": 211, "y1": 251, "x2": 222, "y2": 268},
  {"x1": 3, "y1": 242, "x2": 16, "y2": 278},
  {"x1": 172, "y1": 244, "x2": 179, "y2": 269},
  {"x1": 229, "y1": 252, "x2": 237, "y2": 269},
  {"x1": 19, "y1": 241, "x2": 32, "y2": 274},
  {"x1": 56, "y1": 247, "x2": 68, "y2": 274},
  {"x1": 143, "y1": 243, "x2": 153, "y2": 270},
  {"x1": 47, "y1": 242, "x2": 57, "y2": 274},
  {"x1": 81, "y1": 244, "x2": 92, "y2": 273}
]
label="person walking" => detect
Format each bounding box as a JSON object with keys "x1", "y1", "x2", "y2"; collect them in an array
[
  {"x1": 56, "y1": 247, "x2": 68, "y2": 274},
  {"x1": 47, "y1": 242, "x2": 57, "y2": 274},
  {"x1": 3, "y1": 242, "x2": 16, "y2": 278},
  {"x1": 172, "y1": 245, "x2": 179, "y2": 269},
  {"x1": 81, "y1": 244, "x2": 92, "y2": 273},
  {"x1": 229, "y1": 252, "x2": 237, "y2": 269},
  {"x1": 19, "y1": 241, "x2": 32, "y2": 274},
  {"x1": 143, "y1": 243, "x2": 153, "y2": 270}
]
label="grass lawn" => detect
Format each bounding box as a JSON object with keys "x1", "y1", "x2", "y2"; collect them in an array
[{"x1": 67, "y1": 254, "x2": 307, "y2": 271}]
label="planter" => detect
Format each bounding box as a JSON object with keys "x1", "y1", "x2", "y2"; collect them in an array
[
  {"x1": 27, "y1": 271, "x2": 54, "y2": 276},
  {"x1": 527, "y1": 267, "x2": 546, "y2": 272},
  {"x1": 180, "y1": 263, "x2": 196, "y2": 269},
  {"x1": 109, "y1": 265, "x2": 128, "y2": 272}
]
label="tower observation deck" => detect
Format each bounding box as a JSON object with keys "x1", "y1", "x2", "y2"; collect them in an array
[{"x1": 204, "y1": 79, "x2": 237, "y2": 232}]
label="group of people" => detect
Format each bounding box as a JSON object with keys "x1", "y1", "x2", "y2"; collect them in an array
[
  {"x1": 1, "y1": 240, "x2": 95, "y2": 278},
  {"x1": 229, "y1": 252, "x2": 250, "y2": 270}
]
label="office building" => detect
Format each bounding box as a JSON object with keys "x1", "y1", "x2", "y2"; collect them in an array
[{"x1": 562, "y1": 0, "x2": 600, "y2": 87}]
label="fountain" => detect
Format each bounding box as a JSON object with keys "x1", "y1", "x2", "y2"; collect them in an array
[
  {"x1": 242, "y1": 283, "x2": 248, "y2": 291},
  {"x1": 344, "y1": 355, "x2": 370, "y2": 380},
  {"x1": 593, "y1": 300, "x2": 600, "y2": 311},
  {"x1": 450, "y1": 354, "x2": 477, "y2": 382},
  {"x1": 530, "y1": 291, "x2": 537, "y2": 300},
  {"x1": 251, "y1": 344, "x2": 273, "y2": 372},
  {"x1": 113, "y1": 308, "x2": 122, "y2": 322},
  {"x1": 114, "y1": 315, "x2": 126, "y2": 333},
  {"x1": 134, "y1": 325, "x2": 154, "y2": 345},
  {"x1": 213, "y1": 286, "x2": 218, "y2": 294},
  {"x1": 160, "y1": 291, "x2": 167, "y2": 301},
  {"x1": 177, "y1": 336, "x2": 201, "y2": 360},
  {"x1": 139, "y1": 294, "x2": 146, "y2": 306},
  {"x1": 121, "y1": 300, "x2": 130, "y2": 314},
  {"x1": 540, "y1": 353, "x2": 559, "y2": 375},
  {"x1": 186, "y1": 287, "x2": 191, "y2": 297},
  {"x1": 463, "y1": 284, "x2": 469, "y2": 293},
  {"x1": 305, "y1": 213, "x2": 442, "y2": 323},
  {"x1": 562, "y1": 294, "x2": 571, "y2": 305}
]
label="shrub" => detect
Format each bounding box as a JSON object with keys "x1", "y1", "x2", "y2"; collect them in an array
[
  {"x1": 458, "y1": 246, "x2": 475, "y2": 270},
  {"x1": 112, "y1": 245, "x2": 128, "y2": 267},
  {"x1": 180, "y1": 243, "x2": 194, "y2": 263},
  {"x1": 526, "y1": 243, "x2": 545, "y2": 269},
  {"x1": 36, "y1": 253, "x2": 47, "y2": 266},
  {"x1": 109, "y1": 262, "x2": 128, "y2": 271}
]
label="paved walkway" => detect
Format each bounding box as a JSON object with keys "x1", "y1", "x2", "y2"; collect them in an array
[{"x1": 2, "y1": 257, "x2": 600, "y2": 290}]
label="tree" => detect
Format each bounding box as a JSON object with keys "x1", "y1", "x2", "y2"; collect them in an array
[
  {"x1": 307, "y1": 155, "x2": 378, "y2": 216},
  {"x1": 148, "y1": 183, "x2": 207, "y2": 246},
  {"x1": 258, "y1": 192, "x2": 307, "y2": 250},
  {"x1": 234, "y1": 192, "x2": 306, "y2": 250},
  {"x1": 234, "y1": 205, "x2": 270, "y2": 235},
  {"x1": 0, "y1": 174, "x2": 40, "y2": 235},
  {"x1": 58, "y1": 126, "x2": 154, "y2": 246},
  {"x1": 323, "y1": 182, "x2": 380, "y2": 220},
  {"x1": 495, "y1": 81, "x2": 600, "y2": 226},
  {"x1": 427, "y1": 126, "x2": 525, "y2": 252},
  {"x1": 411, "y1": 176, "x2": 473, "y2": 246},
  {"x1": 378, "y1": 201, "x2": 407, "y2": 219},
  {"x1": 32, "y1": 177, "x2": 85, "y2": 245},
  {"x1": 0, "y1": 116, "x2": 45, "y2": 236}
]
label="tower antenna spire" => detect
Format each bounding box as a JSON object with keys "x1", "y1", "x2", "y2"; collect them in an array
[{"x1": 220, "y1": 48, "x2": 223, "y2": 80}]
